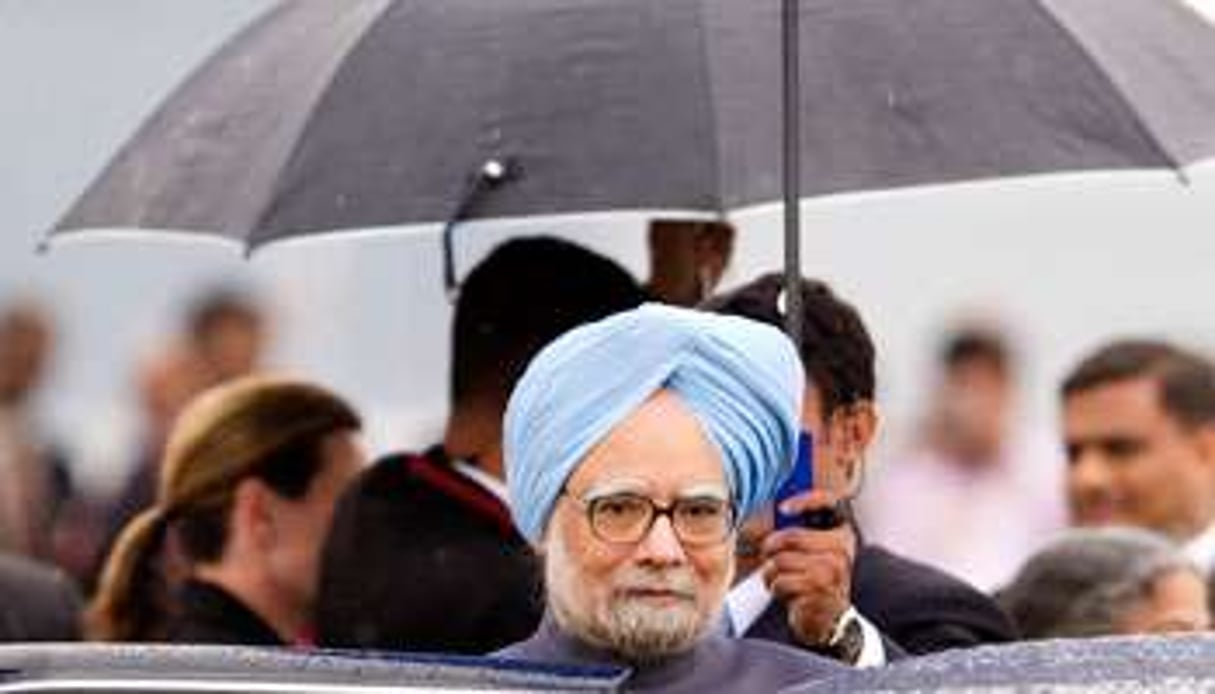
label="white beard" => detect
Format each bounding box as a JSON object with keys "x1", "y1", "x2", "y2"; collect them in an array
[{"x1": 544, "y1": 530, "x2": 716, "y2": 663}]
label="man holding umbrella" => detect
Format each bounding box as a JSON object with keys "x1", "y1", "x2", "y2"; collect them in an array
[{"x1": 706, "y1": 274, "x2": 1015, "y2": 663}]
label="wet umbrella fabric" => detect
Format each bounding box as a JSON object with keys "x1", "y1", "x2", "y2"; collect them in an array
[
  {"x1": 53, "y1": 0, "x2": 1215, "y2": 251},
  {"x1": 791, "y1": 633, "x2": 1215, "y2": 693}
]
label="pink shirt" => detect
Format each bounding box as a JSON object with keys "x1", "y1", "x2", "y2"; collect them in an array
[{"x1": 859, "y1": 431, "x2": 1066, "y2": 591}]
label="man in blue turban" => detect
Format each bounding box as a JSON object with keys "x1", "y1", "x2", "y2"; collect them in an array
[{"x1": 498, "y1": 304, "x2": 844, "y2": 691}]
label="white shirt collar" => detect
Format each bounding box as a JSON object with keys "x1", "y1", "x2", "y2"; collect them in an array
[
  {"x1": 725, "y1": 571, "x2": 772, "y2": 637},
  {"x1": 1184, "y1": 522, "x2": 1215, "y2": 572},
  {"x1": 451, "y1": 459, "x2": 509, "y2": 504}
]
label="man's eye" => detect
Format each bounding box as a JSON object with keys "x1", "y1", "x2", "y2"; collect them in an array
[
  {"x1": 1105, "y1": 438, "x2": 1145, "y2": 459},
  {"x1": 599, "y1": 501, "x2": 630, "y2": 515},
  {"x1": 1064, "y1": 445, "x2": 1081, "y2": 464},
  {"x1": 596, "y1": 496, "x2": 646, "y2": 516},
  {"x1": 679, "y1": 499, "x2": 725, "y2": 518}
]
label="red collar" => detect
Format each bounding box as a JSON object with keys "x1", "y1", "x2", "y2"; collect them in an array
[{"x1": 406, "y1": 451, "x2": 518, "y2": 539}]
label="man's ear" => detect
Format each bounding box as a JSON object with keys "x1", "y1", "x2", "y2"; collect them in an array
[
  {"x1": 1192, "y1": 423, "x2": 1215, "y2": 472},
  {"x1": 232, "y1": 477, "x2": 275, "y2": 547},
  {"x1": 840, "y1": 402, "x2": 878, "y2": 454},
  {"x1": 837, "y1": 402, "x2": 879, "y2": 484}
]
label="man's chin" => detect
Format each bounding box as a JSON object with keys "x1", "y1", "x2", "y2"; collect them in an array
[
  {"x1": 606, "y1": 628, "x2": 700, "y2": 664},
  {"x1": 1073, "y1": 506, "x2": 1126, "y2": 527},
  {"x1": 600, "y1": 599, "x2": 705, "y2": 662}
]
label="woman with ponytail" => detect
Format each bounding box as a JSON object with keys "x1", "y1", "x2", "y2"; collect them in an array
[{"x1": 88, "y1": 375, "x2": 364, "y2": 644}]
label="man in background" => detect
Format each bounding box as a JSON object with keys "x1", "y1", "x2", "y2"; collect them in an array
[
  {"x1": 861, "y1": 326, "x2": 1064, "y2": 590},
  {"x1": 0, "y1": 300, "x2": 74, "y2": 562},
  {"x1": 183, "y1": 288, "x2": 267, "y2": 385},
  {"x1": 644, "y1": 219, "x2": 734, "y2": 307},
  {"x1": 1060, "y1": 339, "x2": 1215, "y2": 573},
  {"x1": 316, "y1": 237, "x2": 645, "y2": 654},
  {"x1": 706, "y1": 274, "x2": 1014, "y2": 664}
]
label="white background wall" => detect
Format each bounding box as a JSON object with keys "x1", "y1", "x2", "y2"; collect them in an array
[{"x1": 2, "y1": 1, "x2": 1213, "y2": 491}]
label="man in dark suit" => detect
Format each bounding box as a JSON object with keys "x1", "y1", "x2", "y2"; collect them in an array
[
  {"x1": 0, "y1": 552, "x2": 81, "y2": 641},
  {"x1": 315, "y1": 237, "x2": 645, "y2": 654},
  {"x1": 705, "y1": 273, "x2": 1015, "y2": 665}
]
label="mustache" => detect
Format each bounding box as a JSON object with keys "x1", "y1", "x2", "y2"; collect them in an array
[{"x1": 613, "y1": 568, "x2": 698, "y2": 600}]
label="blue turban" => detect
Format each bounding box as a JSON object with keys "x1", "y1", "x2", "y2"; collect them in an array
[{"x1": 504, "y1": 303, "x2": 804, "y2": 543}]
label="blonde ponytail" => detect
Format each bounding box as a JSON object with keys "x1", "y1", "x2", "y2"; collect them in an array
[{"x1": 86, "y1": 507, "x2": 172, "y2": 641}]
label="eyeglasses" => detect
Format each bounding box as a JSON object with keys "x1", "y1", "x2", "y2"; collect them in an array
[{"x1": 564, "y1": 488, "x2": 735, "y2": 546}]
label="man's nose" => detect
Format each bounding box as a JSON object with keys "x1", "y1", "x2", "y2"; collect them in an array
[
  {"x1": 634, "y1": 514, "x2": 687, "y2": 566},
  {"x1": 1068, "y1": 448, "x2": 1110, "y2": 495}
]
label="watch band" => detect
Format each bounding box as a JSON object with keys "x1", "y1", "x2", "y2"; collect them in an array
[{"x1": 808, "y1": 607, "x2": 866, "y2": 665}]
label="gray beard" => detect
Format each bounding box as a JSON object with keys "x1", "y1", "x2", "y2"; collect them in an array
[
  {"x1": 594, "y1": 594, "x2": 706, "y2": 663},
  {"x1": 544, "y1": 534, "x2": 714, "y2": 663}
]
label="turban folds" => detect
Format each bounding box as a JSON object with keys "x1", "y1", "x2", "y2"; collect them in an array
[{"x1": 504, "y1": 303, "x2": 804, "y2": 543}]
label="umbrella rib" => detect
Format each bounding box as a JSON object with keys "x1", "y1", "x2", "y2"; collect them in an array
[
  {"x1": 245, "y1": 0, "x2": 400, "y2": 249},
  {"x1": 1033, "y1": 0, "x2": 1189, "y2": 179}
]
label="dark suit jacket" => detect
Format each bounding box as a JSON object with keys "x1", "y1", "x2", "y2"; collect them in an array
[
  {"x1": 0, "y1": 553, "x2": 82, "y2": 641},
  {"x1": 501, "y1": 613, "x2": 845, "y2": 693},
  {"x1": 316, "y1": 447, "x2": 543, "y2": 654},
  {"x1": 746, "y1": 544, "x2": 1015, "y2": 659}
]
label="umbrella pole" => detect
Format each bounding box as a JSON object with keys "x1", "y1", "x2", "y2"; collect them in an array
[
  {"x1": 782, "y1": 0, "x2": 803, "y2": 349},
  {"x1": 441, "y1": 159, "x2": 513, "y2": 297}
]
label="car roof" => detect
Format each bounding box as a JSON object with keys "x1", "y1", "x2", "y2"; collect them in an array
[{"x1": 0, "y1": 643, "x2": 626, "y2": 693}]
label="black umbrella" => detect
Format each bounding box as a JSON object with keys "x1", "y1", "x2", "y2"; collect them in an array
[
  {"x1": 49, "y1": 0, "x2": 1215, "y2": 334},
  {"x1": 793, "y1": 633, "x2": 1215, "y2": 692}
]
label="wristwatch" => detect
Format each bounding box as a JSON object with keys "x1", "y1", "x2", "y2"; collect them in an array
[{"x1": 808, "y1": 607, "x2": 866, "y2": 665}]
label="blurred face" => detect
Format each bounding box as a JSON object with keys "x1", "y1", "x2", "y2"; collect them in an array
[
  {"x1": 646, "y1": 221, "x2": 734, "y2": 307},
  {"x1": 199, "y1": 313, "x2": 265, "y2": 383},
  {"x1": 544, "y1": 391, "x2": 734, "y2": 662},
  {"x1": 0, "y1": 313, "x2": 52, "y2": 404},
  {"x1": 937, "y1": 358, "x2": 1009, "y2": 465},
  {"x1": 138, "y1": 347, "x2": 208, "y2": 436},
  {"x1": 264, "y1": 429, "x2": 364, "y2": 616},
  {"x1": 1116, "y1": 569, "x2": 1210, "y2": 635},
  {"x1": 1064, "y1": 378, "x2": 1215, "y2": 540}
]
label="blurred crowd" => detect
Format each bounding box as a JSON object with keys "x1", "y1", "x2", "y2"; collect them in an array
[{"x1": 1, "y1": 222, "x2": 1211, "y2": 687}]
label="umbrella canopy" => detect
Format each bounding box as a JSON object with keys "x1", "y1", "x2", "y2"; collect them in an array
[
  {"x1": 51, "y1": 0, "x2": 1215, "y2": 252},
  {"x1": 792, "y1": 633, "x2": 1215, "y2": 692}
]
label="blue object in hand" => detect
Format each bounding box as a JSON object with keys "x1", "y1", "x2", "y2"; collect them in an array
[
  {"x1": 773, "y1": 431, "x2": 850, "y2": 531},
  {"x1": 774, "y1": 431, "x2": 814, "y2": 530}
]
